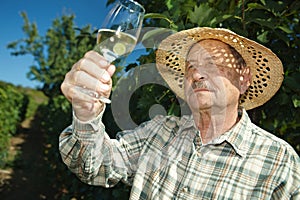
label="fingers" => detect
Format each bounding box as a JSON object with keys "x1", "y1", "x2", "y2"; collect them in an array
[
  {"x1": 61, "y1": 50, "x2": 116, "y2": 121},
  {"x1": 61, "y1": 50, "x2": 116, "y2": 103},
  {"x1": 74, "y1": 52, "x2": 112, "y2": 83},
  {"x1": 72, "y1": 68, "x2": 108, "y2": 93},
  {"x1": 82, "y1": 50, "x2": 116, "y2": 75}
]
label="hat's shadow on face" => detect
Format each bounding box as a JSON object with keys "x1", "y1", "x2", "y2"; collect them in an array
[{"x1": 184, "y1": 42, "x2": 251, "y2": 110}]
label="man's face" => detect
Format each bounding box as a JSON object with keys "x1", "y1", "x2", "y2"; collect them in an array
[{"x1": 184, "y1": 40, "x2": 250, "y2": 112}]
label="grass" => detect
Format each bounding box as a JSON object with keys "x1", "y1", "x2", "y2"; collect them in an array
[
  {"x1": 20, "y1": 87, "x2": 48, "y2": 119},
  {"x1": 0, "y1": 86, "x2": 48, "y2": 169}
]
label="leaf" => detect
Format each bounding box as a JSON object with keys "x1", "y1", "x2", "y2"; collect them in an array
[
  {"x1": 144, "y1": 13, "x2": 178, "y2": 29},
  {"x1": 292, "y1": 95, "x2": 300, "y2": 108},
  {"x1": 189, "y1": 4, "x2": 216, "y2": 27},
  {"x1": 166, "y1": 0, "x2": 173, "y2": 9},
  {"x1": 260, "y1": 0, "x2": 266, "y2": 6},
  {"x1": 210, "y1": 14, "x2": 233, "y2": 26},
  {"x1": 257, "y1": 31, "x2": 269, "y2": 43},
  {"x1": 248, "y1": 18, "x2": 275, "y2": 29},
  {"x1": 277, "y1": 25, "x2": 293, "y2": 34},
  {"x1": 247, "y1": 3, "x2": 267, "y2": 11},
  {"x1": 140, "y1": 28, "x2": 175, "y2": 48},
  {"x1": 141, "y1": 28, "x2": 175, "y2": 42}
]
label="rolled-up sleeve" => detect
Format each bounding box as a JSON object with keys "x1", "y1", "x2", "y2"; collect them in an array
[
  {"x1": 59, "y1": 108, "x2": 133, "y2": 187},
  {"x1": 59, "y1": 110, "x2": 165, "y2": 188}
]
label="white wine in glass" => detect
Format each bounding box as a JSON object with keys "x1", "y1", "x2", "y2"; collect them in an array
[
  {"x1": 74, "y1": 0, "x2": 145, "y2": 104},
  {"x1": 94, "y1": 29, "x2": 138, "y2": 63}
]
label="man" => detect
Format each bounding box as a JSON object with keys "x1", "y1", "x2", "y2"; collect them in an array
[{"x1": 59, "y1": 27, "x2": 300, "y2": 199}]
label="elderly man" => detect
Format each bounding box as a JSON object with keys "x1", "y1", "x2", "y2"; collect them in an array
[{"x1": 59, "y1": 27, "x2": 300, "y2": 199}]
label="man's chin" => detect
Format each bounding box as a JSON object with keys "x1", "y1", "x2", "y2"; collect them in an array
[{"x1": 187, "y1": 99, "x2": 213, "y2": 112}]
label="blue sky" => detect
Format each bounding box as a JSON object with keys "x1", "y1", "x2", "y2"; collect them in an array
[{"x1": 1, "y1": 0, "x2": 112, "y2": 88}]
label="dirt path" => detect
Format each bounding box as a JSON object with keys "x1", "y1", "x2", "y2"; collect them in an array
[{"x1": 0, "y1": 116, "x2": 56, "y2": 199}]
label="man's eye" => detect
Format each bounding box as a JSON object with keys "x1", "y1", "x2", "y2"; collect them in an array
[{"x1": 187, "y1": 65, "x2": 194, "y2": 69}]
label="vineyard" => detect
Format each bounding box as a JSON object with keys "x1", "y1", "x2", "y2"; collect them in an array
[
  {"x1": 0, "y1": 82, "x2": 30, "y2": 169},
  {"x1": 0, "y1": 81, "x2": 131, "y2": 199},
  {"x1": 0, "y1": 82, "x2": 51, "y2": 198},
  {"x1": 0, "y1": 0, "x2": 299, "y2": 199}
]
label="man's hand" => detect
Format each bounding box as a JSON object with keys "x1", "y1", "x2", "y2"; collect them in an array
[{"x1": 61, "y1": 51, "x2": 116, "y2": 121}]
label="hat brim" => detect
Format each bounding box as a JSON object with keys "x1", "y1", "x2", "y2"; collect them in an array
[{"x1": 156, "y1": 27, "x2": 284, "y2": 110}]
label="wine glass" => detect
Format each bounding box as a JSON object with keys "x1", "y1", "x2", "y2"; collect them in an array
[{"x1": 74, "y1": 0, "x2": 145, "y2": 104}]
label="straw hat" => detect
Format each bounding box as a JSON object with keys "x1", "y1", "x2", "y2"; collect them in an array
[{"x1": 156, "y1": 27, "x2": 284, "y2": 110}]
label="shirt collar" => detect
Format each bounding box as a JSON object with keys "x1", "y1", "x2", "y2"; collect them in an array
[
  {"x1": 184, "y1": 108, "x2": 251, "y2": 157},
  {"x1": 215, "y1": 108, "x2": 251, "y2": 157},
  {"x1": 224, "y1": 109, "x2": 251, "y2": 157}
]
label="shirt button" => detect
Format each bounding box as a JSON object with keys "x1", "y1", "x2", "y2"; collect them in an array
[{"x1": 182, "y1": 187, "x2": 189, "y2": 193}]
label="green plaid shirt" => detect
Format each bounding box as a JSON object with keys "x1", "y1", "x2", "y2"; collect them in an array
[{"x1": 59, "y1": 109, "x2": 300, "y2": 199}]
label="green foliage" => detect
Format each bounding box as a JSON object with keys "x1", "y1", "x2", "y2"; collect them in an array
[
  {"x1": 7, "y1": 0, "x2": 300, "y2": 198},
  {"x1": 38, "y1": 95, "x2": 130, "y2": 199},
  {"x1": 0, "y1": 82, "x2": 29, "y2": 168},
  {"x1": 7, "y1": 12, "x2": 95, "y2": 98},
  {"x1": 136, "y1": 0, "x2": 300, "y2": 154},
  {"x1": 21, "y1": 87, "x2": 48, "y2": 119}
]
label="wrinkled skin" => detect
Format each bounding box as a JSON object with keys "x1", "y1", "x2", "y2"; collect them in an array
[
  {"x1": 61, "y1": 51, "x2": 115, "y2": 121},
  {"x1": 184, "y1": 39, "x2": 251, "y2": 143}
]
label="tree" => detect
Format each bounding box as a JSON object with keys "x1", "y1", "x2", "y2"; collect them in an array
[
  {"x1": 7, "y1": 0, "x2": 300, "y2": 198},
  {"x1": 115, "y1": 0, "x2": 300, "y2": 154},
  {"x1": 123, "y1": 0, "x2": 300, "y2": 154},
  {"x1": 8, "y1": 12, "x2": 95, "y2": 98}
]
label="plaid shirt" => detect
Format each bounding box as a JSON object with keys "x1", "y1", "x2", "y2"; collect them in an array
[{"x1": 59, "y1": 109, "x2": 300, "y2": 199}]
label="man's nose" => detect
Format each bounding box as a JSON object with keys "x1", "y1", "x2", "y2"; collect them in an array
[{"x1": 192, "y1": 68, "x2": 206, "y2": 81}]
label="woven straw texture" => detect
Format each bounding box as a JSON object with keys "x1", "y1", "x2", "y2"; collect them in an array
[{"x1": 156, "y1": 27, "x2": 284, "y2": 110}]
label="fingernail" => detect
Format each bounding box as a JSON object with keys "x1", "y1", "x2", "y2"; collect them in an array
[
  {"x1": 100, "y1": 84, "x2": 110, "y2": 91},
  {"x1": 102, "y1": 73, "x2": 110, "y2": 82}
]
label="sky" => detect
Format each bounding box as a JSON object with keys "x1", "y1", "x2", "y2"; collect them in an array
[{"x1": 0, "y1": 0, "x2": 113, "y2": 88}]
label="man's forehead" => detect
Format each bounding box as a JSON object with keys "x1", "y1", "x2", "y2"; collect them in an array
[
  {"x1": 187, "y1": 39, "x2": 245, "y2": 69},
  {"x1": 189, "y1": 39, "x2": 233, "y2": 56},
  {"x1": 198, "y1": 39, "x2": 229, "y2": 48}
]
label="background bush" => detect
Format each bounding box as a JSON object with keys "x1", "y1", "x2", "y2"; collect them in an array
[
  {"x1": 5, "y1": 0, "x2": 300, "y2": 199},
  {"x1": 0, "y1": 81, "x2": 28, "y2": 168}
]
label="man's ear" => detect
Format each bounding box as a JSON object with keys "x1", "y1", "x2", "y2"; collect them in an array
[{"x1": 239, "y1": 69, "x2": 251, "y2": 94}]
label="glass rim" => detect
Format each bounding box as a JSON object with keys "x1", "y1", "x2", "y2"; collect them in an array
[{"x1": 119, "y1": 0, "x2": 145, "y2": 14}]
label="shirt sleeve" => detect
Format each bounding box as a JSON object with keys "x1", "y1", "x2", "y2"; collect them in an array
[
  {"x1": 59, "y1": 109, "x2": 164, "y2": 188},
  {"x1": 271, "y1": 145, "x2": 300, "y2": 199},
  {"x1": 287, "y1": 150, "x2": 300, "y2": 199}
]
